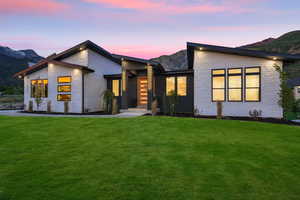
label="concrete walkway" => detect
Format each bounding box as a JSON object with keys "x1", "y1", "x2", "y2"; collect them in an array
[{"x1": 0, "y1": 109, "x2": 149, "y2": 118}]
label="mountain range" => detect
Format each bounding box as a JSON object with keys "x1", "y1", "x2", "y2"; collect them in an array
[
  {"x1": 0, "y1": 46, "x2": 43, "y2": 87},
  {"x1": 1, "y1": 30, "x2": 300, "y2": 88}
]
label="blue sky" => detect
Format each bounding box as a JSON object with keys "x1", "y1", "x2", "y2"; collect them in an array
[{"x1": 0, "y1": 0, "x2": 299, "y2": 58}]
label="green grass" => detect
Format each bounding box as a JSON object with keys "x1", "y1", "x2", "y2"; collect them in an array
[{"x1": 0, "y1": 116, "x2": 300, "y2": 200}]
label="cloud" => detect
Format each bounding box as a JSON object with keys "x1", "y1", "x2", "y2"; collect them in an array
[
  {"x1": 81, "y1": 0, "x2": 270, "y2": 15},
  {"x1": 0, "y1": 0, "x2": 69, "y2": 15}
]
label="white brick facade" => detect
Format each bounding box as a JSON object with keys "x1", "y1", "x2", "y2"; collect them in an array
[{"x1": 193, "y1": 50, "x2": 283, "y2": 118}]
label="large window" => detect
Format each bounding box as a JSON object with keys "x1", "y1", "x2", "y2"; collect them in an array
[
  {"x1": 166, "y1": 77, "x2": 175, "y2": 96},
  {"x1": 212, "y1": 69, "x2": 225, "y2": 102},
  {"x1": 57, "y1": 76, "x2": 71, "y2": 101},
  {"x1": 166, "y1": 76, "x2": 187, "y2": 96},
  {"x1": 57, "y1": 94, "x2": 71, "y2": 101},
  {"x1": 31, "y1": 79, "x2": 48, "y2": 98},
  {"x1": 177, "y1": 76, "x2": 187, "y2": 96},
  {"x1": 57, "y1": 76, "x2": 71, "y2": 83},
  {"x1": 112, "y1": 79, "x2": 120, "y2": 97},
  {"x1": 245, "y1": 67, "x2": 261, "y2": 102},
  {"x1": 228, "y1": 68, "x2": 242, "y2": 102}
]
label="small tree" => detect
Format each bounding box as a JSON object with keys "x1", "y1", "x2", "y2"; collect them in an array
[
  {"x1": 102, "y1": 90, "x2": 114, "y2": 114},
  {"x1": 112, "y1": 97, "x2": 119, "y2": 115},
  {"x1": 28, "y1": 100, "x2": 33, "y2": 112},
  {"x1": 34, "y1": 86, "x2": 43, "y2": 112},
  {"x1": 151, "y1": 97, "x2": 158, "y2": 116},
  {"x1": 273, "y1": 64, "x2": 295, "y2": 119},
  {"x1": 167, "y1": 90, "x2": 178, "y2": 116}
]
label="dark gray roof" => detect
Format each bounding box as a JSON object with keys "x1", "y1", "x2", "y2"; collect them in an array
[
  {"x1": 112, "y1": 54, "x2": 160, "y2": 66},
  {"x1": 187, "y1": 42, "x2": 300, "y2": 69}
]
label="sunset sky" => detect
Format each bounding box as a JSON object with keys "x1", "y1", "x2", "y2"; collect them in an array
[{"x1": 1, "y1": 0, "x2": 299, "y2": 58}]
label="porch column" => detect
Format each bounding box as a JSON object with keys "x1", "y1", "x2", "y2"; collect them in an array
[
  {"x1": 147, "y1": 64, "x2": 153, "y2": 110},
  {"x1": 121, "y1": 68, "x2": 128, "y2": 109}
]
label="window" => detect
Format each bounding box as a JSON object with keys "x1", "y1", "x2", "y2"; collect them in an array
[
  {"x1": 58, "y1": 85, "x2": 71, "y2": 92},
  {"x1": 166, "y1": 76, "x2": 187, "y2": 96},
  {"x1": 112, "y1": 79, "x2": 120, "y2": 96},
  {"x1": 166, "y1": 77, "x2": 175, "y2": 96},
  {"x1": 177, "y1": 76, "x2": 187, "y2": 96},
  {"x1": 212, "y1": 69, "x2": 225, "y2": 102},
  {"x1": 57, "y1": 94, "x2": 71, "y2": 101},
  {"x1": 245, "y1": 67, "x2": 261, "y2": 102},
  {"x1": 297, "y1": 86, "x2": 300, "y2": 93},
  {"x1": 228, "y1": 68, "x2": 242, "y2": 101},
  {"x1": 57, "y1": 76, "x2": 71, "y2": 101},
  {"x1": 31, "y1": 79, "x2": 48, "y2": 98},
  {"x1": 57, "y1": 76, "x2": 71, "y2": 83}
]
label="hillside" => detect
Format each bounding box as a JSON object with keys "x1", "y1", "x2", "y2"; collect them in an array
[
  {"x1": 0, "y1": 46, "x2": 43, "y2": 87},
  {"x1": 152, "y1": 31, "x2": 300, "y2": 75}
]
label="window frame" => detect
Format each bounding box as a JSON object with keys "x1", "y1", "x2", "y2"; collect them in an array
[
  {"x1": 165, "y1": 76, "x2": 188, "y2": 96},
  {"x1": 57, "y1": 85, "x2": 72, "y2": 93},
  {"x1": 166, "y1": 76, "x2": 176, "y2": 96},
  {"x1": 244, "y1": 66, "x2": 261, "y2": 102},
  {"x1": 30, "y1": 79, "x2": 48, "y2": 98},
  {"x1": 227, "y1": 68, "x2": 243, "y2": 102},
  {"x1": 57, "y1": 94, "x2": 72, "y2": 102},
  {"x1": 211, "y1": 69, "x2": 226, "y2": 102},
  {"x1": 57, "y1": 76, "x2": 72, "y2": 84},
  {"x1": 112, "y1": 79, "x2": 121, "y2": 97}
]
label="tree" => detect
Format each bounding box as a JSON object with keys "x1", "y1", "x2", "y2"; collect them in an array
[
  {"x1": 167, "y1": 90, "x2": 178, "y2": 116},
  {"x1": 102, "y1": 90, "x2": 115, "y2": 114},
  {"x1": 34, "y1": 86, "x2": 43, "y2": 112},
  {"x1": 273, "y1": 64, "x2": 295, "y2": 119}
]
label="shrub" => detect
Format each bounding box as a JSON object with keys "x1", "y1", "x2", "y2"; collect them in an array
[
  {"x1": 102, "y1": 90, "x2": 114, "y2": 114},
  {"x1": 249, "y1": 109, "x2": 262, "y2": 120},
  {"x1": 112, "y1": 97, "x2": 119, "y2": 115},
  {"x1": 151, "y1": 97, "x2": 158, "y2": 116},
  {"x1": 167, "y1": 90, "x2": 178, "y2": 116}
]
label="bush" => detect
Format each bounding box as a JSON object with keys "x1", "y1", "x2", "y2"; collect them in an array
[
  {"x1": 151, "y1": 97, "x2": 158, "y2": 116},
  {"x1": 64, "y1": 101, "x2": 69, "y2": 114},
  {"x1": 167, "y1": 90, "x2": 178, "y2": 116},
  {"x1": 28, "y1": 100, "x2": 33, "y2": 112},
  {"x1": 112, "y1": 97, "x2": 119, "y2": 115},
  {"x1": 102, "y1": 90, "x2": 114, "y2": 114},
  {"x1": 47, "y1": 101, "x2": 51, "y2": 113}
]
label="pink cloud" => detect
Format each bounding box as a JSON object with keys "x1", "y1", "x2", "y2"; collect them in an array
[
  {"x1": 106, "y1": 45, "x2": 182, "y2": 59},
  {"x1": 82, "y1": 0, "x2": 233, "y2": 14},
  {"x1": 0, "y1": 0, "x2": 69, "y2": 15},
  {"x1": 81, "y1": 0, "x2": 270, "y2": 14}
]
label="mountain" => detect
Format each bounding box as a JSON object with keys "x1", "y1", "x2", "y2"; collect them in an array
[
  {"x1": 151, "y1": 50, "x2": 188, "y2": 71},
  {"x1": 240, "y1": 31, "x2": 300, "y2": 54},
  {"x1": 0, "y1": 46, "x2": 43, "y2": 87},
  {"x1": 152, "y1": 31, "x2": 300, "y2": 72}
]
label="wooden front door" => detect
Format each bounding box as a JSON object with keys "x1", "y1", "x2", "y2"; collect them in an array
[{"x1": 137, "y1": 76, "x2": 148, "y2": 107}]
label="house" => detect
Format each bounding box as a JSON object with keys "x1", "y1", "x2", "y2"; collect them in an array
[
  {"x1": 15, "y1": 40, "x2": 300, "y2": 118},
  {"x1": 288, "y1": 77, "x2": 300, "y2": 100}
]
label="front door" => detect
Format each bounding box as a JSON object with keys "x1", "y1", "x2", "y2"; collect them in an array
[{"x1": 137, "y1": 76, "x2": 148, "y2": 107}]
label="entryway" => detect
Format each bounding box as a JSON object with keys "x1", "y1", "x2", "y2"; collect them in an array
[{"x1": 137, "y1": 76, "x2": 148, "y2": 108}]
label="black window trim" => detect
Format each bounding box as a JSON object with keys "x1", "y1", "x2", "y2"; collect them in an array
[
  {"x1": 211, "y1": 68, "x2": 226, "y2": 102},
  {"x1": 57, "y1": 94, "x2": 72, "y2": 101},
  {"x1": 57, "y1": 85, "x2": 72, "y2": 93},
  {"x1": 227, "y1": 67, "x2": 243, "y2": 102},
  {"x1": 57, "y1": 76, "x2": 72, "y2": 84},
  {"x1": 244, "y1": 66, "x2": 261, "y2": 102},
  {"x1": 165, "y1": 75, "x2": 188, "y2": 97},
  {"x1": 30, "y1": 79, "x2": 48, "y2": 98}
]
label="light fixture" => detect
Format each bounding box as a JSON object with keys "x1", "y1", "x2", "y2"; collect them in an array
[
  {"x1": 273, "y1": 57, "x2": 277, "y2": 60},
  {"x1": 79, "y1": 47, "x2": 84, "y2": 51},
  {"x1": 18, "y1": 75, "x2": 23, "y2": 79},
  {"x1": 199, "y1": 47, "x2": 203, "y2": 51}
]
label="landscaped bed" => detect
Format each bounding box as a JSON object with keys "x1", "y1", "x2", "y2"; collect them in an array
[{"x1": 0, "y1": 116, "x2": 300, "y2": 200}]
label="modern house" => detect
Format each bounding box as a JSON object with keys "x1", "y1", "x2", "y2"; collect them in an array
[{"x1": 15, "y1": 40, "x2": 300, "y2": 118}]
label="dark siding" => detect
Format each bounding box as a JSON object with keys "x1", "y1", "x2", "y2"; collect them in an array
[
  {"x1": 128, "y1": 76, "x2": 137, "y2": 108},
  {"x1": 155, "y1": 73, "x2": 194, "y2": 114}
]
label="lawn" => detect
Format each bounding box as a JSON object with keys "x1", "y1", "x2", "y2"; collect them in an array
[{"x1": 0, "y1": 116, "x2": 300, "y2": 200}]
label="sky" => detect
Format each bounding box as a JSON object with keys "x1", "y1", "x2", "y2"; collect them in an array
[{"x1": 0, "y1": 0, "x2": 299, "y2": 59}]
